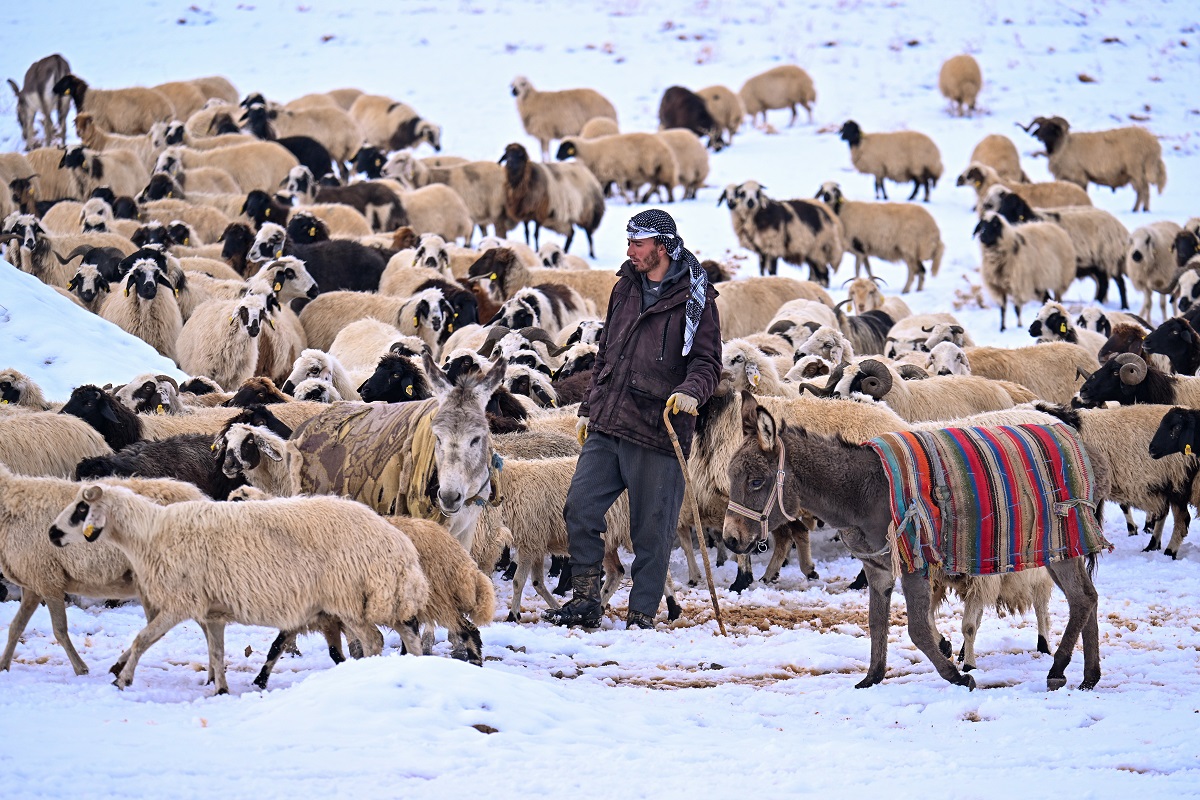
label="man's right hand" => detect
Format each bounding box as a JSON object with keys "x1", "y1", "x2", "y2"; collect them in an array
[{"x1": 576, "y1": 416, "x2": 588, "y2": 446}]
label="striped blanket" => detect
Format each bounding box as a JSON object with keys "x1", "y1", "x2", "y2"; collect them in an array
[{"x1": 866, "y1": 424, "x2": 1111, "y2": 576}]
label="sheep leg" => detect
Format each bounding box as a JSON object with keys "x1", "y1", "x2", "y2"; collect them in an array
[
  {"x1": 522, "y1": 221, "x2": 531, "y2": 246},
  {"x1": 506, "y1": 554, "x2": 533, "y2": 622},
  {"x1": 1144, "y1": 513, "x2": 1165, "y2": 550},
  {"x1": 448, "y1": 617, "x2": 485, "y2": 666},
  {"x1": 1122, "y1": 504, "x2": 1139, "y2": 536},
  {"x1": 729, "y1": 553, "x2": 754, "y2": 593},
  {"x1": 345, "y1": 622, "x2": 383, "y2": 657},
  {"x1": 529, "y1": 552, "x2": 559, "y2": 611},
  {"x1": 44, "y1": 594, "x2": 90, "y2": 677},
  {"x1": 253, "y1": 630, "x2": 298, "y2": 690},
  {"x1": 1114, "y1": 274, "x2": 1130, "y2": 311},
  {"x1": 396, "y1": 618, "x2": 423, "y2": 658},
  {"x1": 677, "y1": 526, "x2": 702, "y2": 587},
  {"x1": 586, "y1": 228, "x2": 597, "y2": 259},
  {"x1": 874, "y1": 177, "x2": 886, "y2": 200},
  {"x1": 662, "y1": 572, "x2": 682, "y2": 621},
  {"x1": 958, "y1": 597, "x2": 986, "y2": 672},
  {"x1": 1045, "y1": 557, "x2": 1101, "y2": 690},
  {"x1": 533, "y1": 222, "x2": 542, "y2": 251},
  {"x1": 600, "y1": 547, "x2": 625, "y2": 606},
  {"x1": 563, "y1": 228, "x2": 575, "y2": 254},
  {"x1": 788, "y1": 104, "x2": 798, "y2": 127},
  {"x1": 907, "y1": 180, "x2": 921, "y2": 201},
  {"x1": 901, "y1": 571, "x2": 974, "y2": 688},
  {"x1": 758, "y1": 254, "x2": 769, "y2": 277},
  {"x1": 0, "y1": 590, "x2": 44, "y2": 673},
  {"x1": 902, "y1": 260, "x2": 917, "y2": 294},
  {"x1": 202, "y1": 620, "x2": 229, "y2": 694},
  {"x1": 114, "y1": 611, "x2": 188, "y2": 689},
  {"x1": 1164, "y1": 503, "x2": 1191, "y2": 559},
  {"x1": 420, "y1": 624, "x2": 435, "y2": 655}
]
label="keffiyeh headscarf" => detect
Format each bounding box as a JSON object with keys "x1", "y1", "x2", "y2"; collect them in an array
[{"x1": 626, "y1": 209, "x2": 707, "y2": 356}]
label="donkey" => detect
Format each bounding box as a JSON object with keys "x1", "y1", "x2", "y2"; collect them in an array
[
  {"x1": 7, "y1": 54, "x2": 71, "y2": 149},
  {"x1": 724, "y1": 392, "x2": 1103, "y2": 691}
]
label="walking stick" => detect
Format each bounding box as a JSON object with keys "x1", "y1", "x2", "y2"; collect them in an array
[{"x1": 663, "y1": 407, "x2": 727, "y2": 636}]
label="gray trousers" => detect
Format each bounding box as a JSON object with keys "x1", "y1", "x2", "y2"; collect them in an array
[{"x1": 563, "y1": 431, "x2": 685, "y2": 616}]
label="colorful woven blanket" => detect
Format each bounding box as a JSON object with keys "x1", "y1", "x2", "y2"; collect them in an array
[{"x1": 866, "y1": 424, "x2": 1111, "y2": 576}]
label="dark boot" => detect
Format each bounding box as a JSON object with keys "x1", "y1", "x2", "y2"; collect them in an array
[
  {"x1": 626, "y1": 610, "x2": 655, "y2": 630},
  {"x1": 542, "y1": 566, "x2": 603, "y2": 628}
]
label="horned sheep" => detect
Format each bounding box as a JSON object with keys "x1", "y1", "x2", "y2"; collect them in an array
[
  {"x1": 510, "y1": 76, "x2": 618, "y2": 161},
  {"x1": 927, "y1": 341, "x2": 1097, "y2": 405},
  {"x1": 838, "y1": 120, "x2": 942, "y2": 202},
  {"x1": 973, "y1": 213, "x2": 1075, "y2": 331},
  {"x1": 739, "y1": 65, "x2": 816, "y2": 127}
]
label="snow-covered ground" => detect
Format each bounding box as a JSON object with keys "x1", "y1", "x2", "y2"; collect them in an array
[{"x1": 1, "y1": 1, "x2": 1199, "y2": 797}]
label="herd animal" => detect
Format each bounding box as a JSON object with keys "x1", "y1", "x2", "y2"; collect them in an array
[{"x1": 0, "y1": 46, "x2": 1194, "y2": 698}]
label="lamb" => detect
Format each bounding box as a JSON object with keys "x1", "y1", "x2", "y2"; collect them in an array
[
  {"x1": 815, "y1": 181, "x2": 943, "y2": 292},
  {"x1": 657, "y1": 86, "x2": 719, "y2": 149},
  {"x1": 714, "y1": 275, "x2": 836, "y2": 340},
  {"x1": 655, "y1": 129, "x2": 709, "y2": 200},
  {"x1": 177, "y1": 291, "x2": 277, "y2": 390},
  {"x1": 838, "y1": 120, "x2": 942, "y2": 202},
  {"x1": 697, "y1": 84, "x2": 744, "y2": 148},
  {"x1": 818, "y1": 358, "x2": 1022, "y2": 422},
  {"x1": 381, "y1": 151, "x2": 512, "y2": 239},
  {"x1": 938, "y1": 54, "x2": 982, "y2": 117},
  {"x1": 0, "y1": 369, "x2": 54, "y2": 411},
  {"x1": 0, "y1": 411, "x2": 111, "y2": 478},
  {"x1": 987, "y1": 187, "x2": 1131, "y2": 308},
  {"x1": 98, "y1": 249, "x2": 183, "y2": 361},
  {"x1": 510, "y1": 76, "x2": 618, "y2": 161},
  {"x1": 153, "y1": 142, "x2": 299, "y2": 194},
  {"x1": 717, "y1": 180, "x2": 844, "y2": 281},
  {"x1": 0, "y1": 465, "x2": 204, "y2": 676},
  {"x1": 75, "y1": 433, "x2": 246, "y2": 500},
  {"x1": 1127, "y1": 221, "x2": 1184, "y2": 324},
  {"x1": 7, "y1": 54, "x2": 71, "y2": 149},
  {"x1": 1021, "y1": 115, "x2": 1167, "y2": 212},
  {"x1": 966, "y1": 134, "x2": 1028, "y2": 183},
  {"x1": 281, "y1": 349, "x2": 361, "y2": 401},
  {"x1": 297, "y1": 287, "x2": 452, "y2": 352},
  {"x1": 739, "y1": 65, "x2": 816, "y2": 127},
  {"x1": 956, "y1": 162, "x2": 1091, "y2": 210},
  {"x1": 973, "y1": 213, "x2": 1075, "y2": 331},
  {"x1": 48, "y1": 484, "x2": 429, "y2": 694},
  {"x1": 1028, "y1": 301, "x2": 1108, "y2": 358},
  {"x1": 499, "y1": 142, "x2": 606, "y2": 257},
  {"x1": 555, "y1": 133, "x2": 678, "y2": 204},
  {"x1": 52, "y1": 74, "x2": 175, "y2": 136},
  {"x1": 927, "y1": 341, "x2": 1097, "y2": 404}
]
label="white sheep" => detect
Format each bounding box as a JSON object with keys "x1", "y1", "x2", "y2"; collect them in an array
[
  {"x1": 1127, "y1": 220, "x2": 1184, "y2": 324},
  {"x1": 0, "y1": 369, "x2": 54, "y2": 412},
  {"x1": 381, "y1": 150, "x2": 511, "y2": 239},
  {"x1": 966, "y1": 134, "x2": 1027, "y2": 184},
  {"x1": 974, "y1": 212, "x2": 1075, "y2": 331},
  {"x1": 510, "y1": 76, "x2": 618, "y2": 161},
  {"x1": 838, "y1": 120, "x2": 942, "y2": 202},
  {"x1": 297, "y1": 286, "x2": 450, "y2": 352},
  {"x1": 154, "y1": 142, "x2": 299, "y2": 194},
  {"x1": 98, "y1": 252, "x2": 183, "y2": 361},
  {"x1": 0, "y1": 411, "x2": 111, "y2": 478},
  {"x1": 938, "y1": 54, "x2": 982, "y2": 117},
  {"x1": 1029, "y1": 301, "x2": 1108, "y2": 358},
  {"x1": 49, "y1": 483, "x2": 430, "y2": 694},
  {"x1": 282, "y1": 348, "x2": 362, "y2": 401},
  {"x1": 957, "y1": 162, "x2": 1091, "y2": 210},
  {"x1": 176, "y1": 291, "x2": 276, "y2": 390},
  {"x1": 52, "y1": 74, "x2": 175, "y2": 135},
  {"x1": 928, "y1": 341, "x2": 1097, "y2": 405},
  {"x1": 697, "y1": 84, "x2": 744, "y2": 146},
  {"x1": 655, "y1": 128, "x2": 709, "y2": 200},
  {"x1": 555, "y1": 133, "x2": 678, "y2": 204},
  {"x1": 738, "y1": 65, "x2": 816, "y2": 126}
]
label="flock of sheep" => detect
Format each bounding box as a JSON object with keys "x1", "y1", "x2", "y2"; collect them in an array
[{"x1": 0, "y1": 46, "x2": 1197, "y2": 694}]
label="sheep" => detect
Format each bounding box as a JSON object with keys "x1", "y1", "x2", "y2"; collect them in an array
[
  {"x1": 49, "y1": 483, "x2": 429, "y2": 694},
  {"x1": 657, "y1": 86, "x2": 719, "y2": 149},
  {"x1": 654, "y1": 129, "x2": 709, "y2": 201},
  {"x1": 1097, "y1": 323, "x2": 1150, "y2": 366},
  {"x1": 75, "y1": 432, "x2": 246, "y2": 500},
  {"x1": 1127, "y1": 221, "x2": 1184, "y2": 324},
  {"x1": 329, "y1": 319, "x2": 426, "y2": 385},
  {"x1": 555, "y1": 133, "x2": 678, "y2": 204},
  {"x1": 465, "y1": 244, "x2": 619, "y2": 315},
  {"x1": 1141, "y1": 317, "x2": 1200, "y2": 376},
  {"x1": 717, "y1": 180, "x2": 844, "y2": 282},
  {"x1": 1173, "y1": 219, "x2": 1200, "y2": 268},
  {"x1": 278, "y1": 348, "x2": 359, "y2": 400},
  {"x1": 579, "y1": 117, "x2": 619, "y2": 138},
  {"x1": 956, "y1": 162, "x2": 1091, "y2": 210},
  {"x1": 51, "y1": 74, "x2": 175, "y2": 136},
  {"x1": 697, "y1": 84, "x2": 744, "y2": 148},
  {"x1": 0, "y1": 411, "x2": 111, "y2": 478},
  {"x1": 2, "y1": 213, "x2": 137, "y2": 289},
  {"x1": 967, "y1": 134, "x2": 1028, "y2": 183},
  {"x1": 98, "y1": 249, "x2": 183, "y2": 360},
  {"x1": 1076, "y1": 353, "x2": 1200, "y2": 412},
  {"x1": 177, "y1": 291, "x2": 277, "y2": 390},
  {"x1": 938, "y1": 55, "x2": 982, "y2": 117},
  {"x1": 838, "y1": 121, "x2": 942, "y2": 202},
  {"x1": 246, "y1": 222, "x2": 388, "y2": 292},
  {"x1": 285, "y1": 166, "x2": 404, "y2": 232},
  {"x1": 287, "y1": 377, "x2": 339, "y2": 402},
  {"x1": 266, "y1": 104, "x2": 363, "y2": 178},
  {"x1": 537, "y1": 241, "x2": 589, "y2": 271},
  {"x1": 1021, "y1": 115, "x2": 1167, "y2": 212},
  {"x1": 927, "y1": 341, "x2": 1097, "y2": 404},
  {"x1": 140, "y1": 198, "x2": 233, "y2": 244},
  {"x1": 832, "y1": 303, "x2": 895, "y2": 356},
  {"x1": 380, "y1": 151, "x2": 512, "y2": 239},
  {"x1": 488, "y1": 284, "x2": 592, "y2": 339},
  {"x1": 0, "y1": 465, "x2": 205, "y2": 676},
  {"x1": 843, "y1": 277, "x2": 914, "y2": 324},
  {"x1": 138, "y1": 167, "x2": 240, "y2": 203},
  {"x1": 739, "y1": 65, "x2": 816, "y2": 127},
  {"x1": 287, "y1": 206, "x2": 374, "y2": 241},
  {"x1": 503, "y1": 362, "x2": 559, "y2": 408},
  {"x1": 7, "y1": 54, "x2": 71, "y2": 149},
  {"x1": 153, "y1": 142, "x2": 299, "y2": 194},
  {"x1": 358, "y1": 351, "x2": 437, "y2": 404},
  {"x1": 0, "y1": 369, "x2": 53, "y2": 412},
  {"x1": 766, "y1": 298, "x2": 840, "y2": 339},
  {"x1": 73, "y1": 112, "x2": 165, "y2": 174},
  {"x1": 714, "y1": 275, "x2": 836, "y2": 340},
  {"x1": 510, "y1": 76, "x2": 618, "y2": 161},
  {"x1": 499, "y1": 142, "x2": 606, "y2": 257},
  {"x1": 347, "y1": 94, "x2": 442, "y2": 153},
  {"x1": 986, "y1": 187, "x2": 1132, "y2": 308},
  {"x1": 816, "y1": 182, "x2": 943, "y2": 293},
  {"x1": 722, "y1": 338, "x2": 795, "y2": 398},
  {"x1": 795, "y1": 325, "x2": 855, "y2": 366},
  {"x1": 112, "y1": 372, "x2": 187, "y2": 415},
  {"x1": 299, "y1": 287, "x2": 452, "y2": 353},
  {"x1": 973, "y1": 212, "x2": 1075, "y2": 331},
  {"x1": 1028, "y1": 301, "x2": 1108, "y2": 358},
  {"x1": 59, "y1": 144, "x2": 152, "y2": 199},
  {"x1": 23, "y1": 146, "x2": 81, "y2": 202}
]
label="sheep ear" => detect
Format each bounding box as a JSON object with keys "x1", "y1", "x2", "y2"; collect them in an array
[
  {"x1": 255, "y1": 433, "x2": 284, "y2": 462},
  {"x1": 99, "y1": 398, "x2": 122, "y2": 424}
]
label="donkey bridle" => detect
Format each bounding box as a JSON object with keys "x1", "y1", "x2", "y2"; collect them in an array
[{"x1": 725, "y1": 439, "x2": 798, "y2": 543}]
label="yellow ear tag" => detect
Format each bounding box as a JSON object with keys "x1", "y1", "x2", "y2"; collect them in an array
[
  {"x1": 413, "y1": 316, "x2": 418, "y2": 326},
  {"x1": 273, "y1": 282, "x2": 282, "y2": 292},
  {"x1": 124, "y1": 286, "x2": 130, "y2": 296},
  {"x1": 750, "y1": 372, "x2": 760, "y2": 388},
  {"x1": 405, "y1": 384, "x2": 413, "y2": 396},
  {"x1": 156, "y1": 404, "x2": 164, "y2": 414},
  {"x1": 174, "y1": 287, "x2": 180, "y2": 297},
  {"x1": 267, "y1": 318, "x2": 276, "y2": 330},
  {"x1": 309, "y1": 227, "x2": 317, "y2": 236},
  {"x1": 490, "y1": 273, "x2": 497, "y2": 280},
  {"x1": 0, "y1": 399, "x2": 7, "y2": 405},
  {"x1": 974, "y1": 180, "x2": 981, "y2": 188},
  {"x1": 264, "y1": 208, "x2": 270, "y2": 218},
  {"x1": 1186, "y1": 444, "x2": 1193, "y2": 456},
  {"x1": 84, "y1": 524, "x2": 95, "y2": 541},
  {"x1": 275, "y1": 250, "x2": 283, "y2": 258},
  {"x1": 447, "y1": 323, "x2": 454, "y2": 332},
  {"x1": 1060, "y1": 323, "x2": 1067, "y2": 333},
  {"x1": 229, "y1": 316, "x2": 235, "y2": 323},
  {"x1": 210, "y1": 442, "x2": 217, "y2": 451}
]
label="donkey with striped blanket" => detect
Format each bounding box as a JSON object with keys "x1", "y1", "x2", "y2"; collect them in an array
[{"x1": 724, "y1": 391, "x2": 1107, "y2": 691}]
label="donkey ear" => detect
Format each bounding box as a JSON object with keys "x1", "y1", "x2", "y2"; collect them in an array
[
  {"x1": 754, "y1": 406, "x2": 777, "y2": 452},
  {"x1": 740, "y1": 390, "x2": 760, "y2": 437}
]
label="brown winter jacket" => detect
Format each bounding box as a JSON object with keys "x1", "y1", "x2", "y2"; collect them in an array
[{"x1": 580, "y1": 259, "x2": 722, "y2": 457}]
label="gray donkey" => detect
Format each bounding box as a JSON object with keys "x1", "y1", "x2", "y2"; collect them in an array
[{"x1": 724, "y1": 392, "x2": 1103, "y2": 691}]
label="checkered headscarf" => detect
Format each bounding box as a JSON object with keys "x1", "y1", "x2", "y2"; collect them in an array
[{"x1": 626, "y1": 209, "x2": 707, "y2": 356}]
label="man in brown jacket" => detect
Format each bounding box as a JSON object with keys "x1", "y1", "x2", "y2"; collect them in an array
[{"x1": 544, "y1": 209, "x2": 722, "y2": 630}]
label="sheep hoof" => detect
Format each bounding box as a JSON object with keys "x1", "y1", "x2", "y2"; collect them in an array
[
  {"x1": 854, "y1": 673, "x2": 883, "y2": 689},
  {"x1": 687, "y1": 578, "x2": 698, "y2": 588},
  {"x1": 963, "y1": 663, "x2": 975, "y2": 673},
  {"x1": 805, "y1": 570, "x2": 820, "y2": 580},
  {"x1": 505, "y1": 612, "x2": 519, "y2": 623},
  {"x1": 1037, "y1": 635, "x2": 1051, "y2": 655},
  {"x1": 1046, "y1": 675, "x2": 1067, "y2": 691},
  {"x1": 252, "y1": 676, "x2": 269, "y2": 690},
  {"x1": 666, "y1": 596, "x2": 682, "y2": 621},
  {"x1": 109, "y1": 660, "x2": 126, "y2": 676},
  {"x1": 501, "y1": 562, "x2": 518, "y2": 582},
  {"x1": 1142, "y1": 542, "x2": 1160, "y2": 552},
  {"x1": 1165, "y1": 548, "x2": 1178, "y2": 560}
]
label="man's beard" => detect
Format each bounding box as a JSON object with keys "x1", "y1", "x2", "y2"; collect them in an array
[{"x1": 634, "y1": 247, "x2": 662, "y2": 274}]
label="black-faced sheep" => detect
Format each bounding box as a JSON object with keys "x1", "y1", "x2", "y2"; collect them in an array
[
  {"x1": 177, "y1": 291, "x2": 277, "y2": 390},
  {"x1": 938, "y1": 55, "x2": 982, "y2": 117},
  {"x1": 839, "y1": 120, "x2": 942, "y2": 202},
  {"x1": 957, "y1": 162, "x2": 1091, "y2": 211},
  {"x1": 717, "y1": 180, "x2": 844, "y2": 282},
  {"x1": 1141, "y1": 317, "x2": 1200, "y2": 376},
  {"x1": 75, "y1": 433, "x2": 246, "y2": 500},
  {"x1": 246, "y1": 222, "x2": 389, "y2": 292},
  {"x1": 465, "y1": 244, "x2": 619, "y2": 316},
  {"x1": 498, "y1": 142, "x2": 605, "y2": 258},
  {"x1": 98, "y1": 248, "x2": 183, "y2": 360},
  {"x1": 739, "y1": 65, "x2": 816, "y2": 127},
  {"x1": 973, "y1": 213, "x2": 1075, "y2": 331},
  {"x1": 0, "y1": 369, "x2": 53, "y2": 412},
  {"x1": 1021, "y1": 115, "x2": 1167, "y2": 212},
  {"x1": 510, "y1": 76, "x2": 618, "y2": 161}
]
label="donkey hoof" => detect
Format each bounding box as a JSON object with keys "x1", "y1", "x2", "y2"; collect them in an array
[
  {"x1": 1046, "y1": 675, "x2": 1067, "y2": 691},
  {"x1": 1079, "y1": 672, "x2": 1101, "y2": 691},
  {"x1": 854, "y1": 674, "x2": 882, "y2": 689},
  {"x1": 938, "y1": 638, "x2": 952, "y2": 659},
  {"x1": 958, "y1": 674, "x2": 976, "y2": 691}
]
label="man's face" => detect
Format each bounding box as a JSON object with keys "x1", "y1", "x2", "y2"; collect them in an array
[{"x1": 627, "y1": 237, "x2": 666, "y2": 274}]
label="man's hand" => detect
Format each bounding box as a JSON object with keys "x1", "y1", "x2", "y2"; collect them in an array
[
  {"x1": 576, "y1": 416, "x2": 589, "y2": 445},
  {"x1": 666, "y1": 392, "x2": 699, "y2": 416}
]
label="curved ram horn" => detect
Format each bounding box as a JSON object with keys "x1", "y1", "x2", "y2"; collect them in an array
[
  {"x1": 54, "y1": 244, "x2": 94, "y2": 264},
  {"x1": 516, "y1": 326, "x2": 569, "y2": 357},
  {"x1": 921, "y1": 325, "x2": 934, "y2": 333},
  {"x1": 870, "y1": 276, "x2": 887, "y2": 287},
  {"x1": 476, "y1": 325, "x2": 513, "y2": 357},
  {"x1": 155, "y1": 374, "x2": 180, "y2": 391},
  {"x1": 855, "y1": 359, "x2": 894, "y2": 399},
  {"x1": 1115, "y1": 353, "x2": 1148, "y2": 385},
  {"x1": 82, "y1": 485, "x2": 103, "y2": 502}
]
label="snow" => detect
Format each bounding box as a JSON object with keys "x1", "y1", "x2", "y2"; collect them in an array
[{"x1": 2, "y1": 0, "x2": 1200, "y2": 797}]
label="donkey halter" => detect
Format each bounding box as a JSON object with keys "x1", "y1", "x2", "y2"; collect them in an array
[{"x1": 725, "y1": 439, "x2": 798, "y2": 541}]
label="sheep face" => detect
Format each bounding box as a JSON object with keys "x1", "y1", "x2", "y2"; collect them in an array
[
  {"x1": 139, "y1": 173, "x2": 179, "y2": 202},
  {"x1": 1141, "y1": 318, "x2": 1198, "y2": 374},
  {"x1": 413, "y1": 235, "x2": 450, "y2": 272},
  {"x1": 131, "y1": 222, "x2": 170, "y2": 249},
  {"x1": 242, "y1": 191, "x2": 288, "y2": 230},
  {"x1": 118, "y1": 377, "x2": 172, "y2": 414},
  {"x1": 1028, "y1": 302, "x2": 1071, "y2": 342},
  {"x1": 261, "y1": 256, "x2": 319, "y2": 300},
  {"x1": 972, "y1": 214, "x2": 1006, "y2": 248},
  {"x1": 3, "y1": 213, "x2": 43, "y2": 251},
  {"x1": 510, "y1": 76, "x2": 531, "y2": 99},
  {"x1": 153, "y1": 149, "x2": 183, "y2": 177},
  {"x1": 59, "y1": 145, "x2": 93, "y2": 173},
  {"x1": 1148, "y1": 407, "x2": 1200, "y2": 460},
  {"x1": 67, "y1": 263, "x2": 111, "y2": 306},
  {"x1": 554, "y1": 344, "x2": 596, "y2": 380},
  {"x1": 505, "y1": 368, "x2": 556, "y2": 408},
  {"x1": 9, "y1": 177, "x2": 37, "y2": 215},
  {"x1": 358, "y1": 353, "x2": 432, "y2": 403},
  {"x1": 223, "y1": 377, "x2": 288, "y2": 408},
  {"x1": 217, "y1": 424, "x2": 285, "y2": 478},
  {"x1": 163, "y1": 121, "x2": 185, "y2": 146},
  {"x1": 1075, "y1": 308, "x2": 1113, "y2": 337},
  {"x1": 352, "y1": 145, "x2": 386, "y2": 179},
  {"x1": 563, "y1": 319, "x2": 603, "y2": 347},
  {"x1": 466, "y1": 247, "x2": 517, "y2": 303},
  {"x1": 286, "y1": 212, "x2": 328, "y2": 244},
  {"x1": 797, "y1": 326, "x2": 849, "y2": 365},
  {"x1": 1025, "y1": 116, "x2": 1069, "y2": 155},
  {"x1": 281, "y1": 350, "x2": 331, "y2": 395},
  {"x1": 1075, "y1": 354, "x2": 1147, "y2": 407},
  {"x1": 815, "y1": 181, "x2": 845, "y2": 211},
  {"x1": 786, "y1": 355, "x2": 832, "y2": 383},
  {"x1": 838, "y1": 121, "x2": 862, "y2": 147},
  {"x1": 292, "y1": 377, "x2": 339, "y2": 402},
  {"x1": 927, "y1": 342, "x2": 970, "y2": 376},
  {"x1": 1174, "y1": 231, "x2": 1199, "y2": 269},
  {"x1": 166, "y1": 221, "x2": 194, "y2": 247},
  {"x1": 498, "y1": 143, "x2": 531, "y2": 187},
  {"x1": 219, "y1": 222, "x2": 256, "y2": 271},
  {"x1": 48, "y1": 485, "x2": 111, "y2": 548},
  {"x1": 442, "y1": 351, "x2": 489, "y2": 385},
  {"x1": 249, "y1": 223, "x2": 288, "y2": 263},
  {"x1": 284, "y1": 165, "x2": 314, "y2": 198},
  {"x1": 0, "y1": 377, "x2": 22, "y2": 404},
  {"x1": 121, "y1": 256, "x2": 174, "y2": 301},
  {"x1": 81, "y1": 213, "x2": 108, "y2": 233},
  {"x1": 234, "y1": 294, "x2": 271, "y2": 339},
  {"x1": 1177, "y1": 272, "x2": 1200, "y2": 314},
  {"x1": 491, "y1": 295, "x2": 538, "y2": 329}
]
